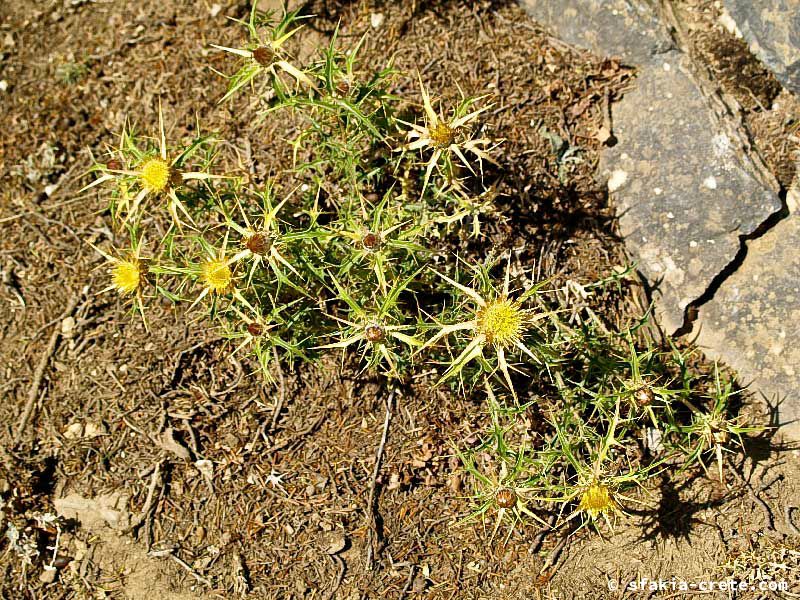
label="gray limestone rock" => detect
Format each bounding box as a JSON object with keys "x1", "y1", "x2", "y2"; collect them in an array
[
  {"x1": 723, "y1": 0, "x2": 800, "y2": 95},
  {"x1": 692, "y1": 212, "x2": 800, "y2": 441},
  {"x1": 599, "y1": 52, "x2": 783, "y2": 333},
  {"x1": 520, "y1": 0, "x2": 797, "y2": 438},
  {"x1": 520, "y1": 0, "x2": 673, "y2": 64}
]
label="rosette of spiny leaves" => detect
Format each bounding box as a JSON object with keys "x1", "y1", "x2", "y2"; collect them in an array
[
  {"x1": 539, "y1": 400, "x2": 661, "y2": 532},
  {"x1": 219, "y1": 297, "x2": 311, "y2": 383},
  {"x1": 323, "y1": 190, "x2": 430, "y2": 294},
  {"x1": 419, "y1": 257, "x2": 563, "y2": 399},
  {"x1": 569, "y1": 335, "x2": 685, "y2": 433},
  {"x1": 314, "y1": 272, "x2": 423, "y2": 378},
  {"x1": 148, "y1": 230, "x2": 252, "y2": 314},
  {"x1": 88, "y1": 224, "x2": 151, "y2": 327},
  {"x1": 672, "y1": 366, "x2": 763, "y2": 481},
  {"x1": 459, "y1": 384, "x2": 552, "y2": 542},
  {"x1": 220, "y1": 182, "x2": 326, "y2": 295},
  {"x1": 398, "y1": 75, "x2": 499, "y2": 196},
  {"x1": 211, "y1": 4, "x2": 316, "y2": 102}
]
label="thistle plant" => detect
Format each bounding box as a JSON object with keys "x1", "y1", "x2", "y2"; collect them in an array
[
  {"x1": 420, "y1": 259, "x2": 560, "y2": 397},
  {"x1": 210, "y1": 5, "x2": 315, "y2": 102},
  {"x1": 82, "y1": 104, "x2": 222, "y2": 229},
  {"x1": 400, "y1": 76, "x2": 498, "y2": 194},
  {"x1": 674, "y1": 366, "x2": 763, "y2": 481},
  {"x1": 79, "y1": 3, "x2": 764, "y2": 548}
]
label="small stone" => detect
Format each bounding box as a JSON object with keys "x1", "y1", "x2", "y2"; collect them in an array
[
  {"x1": 60, "y1": 316, "x2": 76, "y2": 337},
  {"x1": 370, "y1": 13, "x2": 384, "y2": 29},
  {"x1": 607, "y1": 169, "x2": 628, "y2": 192},
  {"x1": 320, "y1": 532, "x2": 347, "y2": 555},
  {"x1": 39, "y1": 566, "x2": 57, "y2": 583},
  {"x1": 64, "y1": 422, "x2": 84, "y2": 440},
  {"x1": 195, "y1": 460, "x2": 214, "y2": 489},
  {"x1": 83, "y1": 422, "x2": 106, "y2": 438}
]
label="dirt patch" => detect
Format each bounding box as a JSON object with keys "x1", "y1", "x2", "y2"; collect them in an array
[{"x1": 2, "y1": 1, "x2": 799, "y2": 599}]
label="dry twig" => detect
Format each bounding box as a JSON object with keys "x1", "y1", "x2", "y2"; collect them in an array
[
  {"x1": 365, "y1": 390, "x2": 395, "y2": 570},
  {"x1": 14, "y1": 294, "x2": 82, "y2": 445}
]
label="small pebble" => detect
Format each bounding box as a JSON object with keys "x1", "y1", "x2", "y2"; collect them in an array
[
  {"x1": 39, "y1": 567, "x2": 57, "y2": 584},
  {"x1": 61, "y1": 316, "x2": 76, "y2": 337}
]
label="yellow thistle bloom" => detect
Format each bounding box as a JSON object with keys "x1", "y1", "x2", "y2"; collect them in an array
[
  {"x1": 200, "y1": 259, "x2": 232, "y2": 294},
  {"x1": 80, "y1": 102, "x2": 224, "y2": 228},
  {"x1": 429, "y1": 121, "x2": 456, "y2": 148},
  {"x1": 189, "y1": 236, "x2": 253, "y2": 312},
  {"x1": 139, "y1": 157, "x2": 172, "y2": 194},
  {"x1": 476, "y1": 298, "x2": 528, "y2": 348},
  {"x1": 578, "y1": 483, "x2": 617, "y2": 520},
  {"x1": 399, "y1": 74, "x2": 497, "y2": 195},
  {"x1": 88, "y1": 238, "x2": 150, "y2": 329},
  {"x1": 111, "y1": 258, "x2": 143, "y2": 295},
  {"x1": 421, "y1": 262, "x2": 546, "y2": 397}
]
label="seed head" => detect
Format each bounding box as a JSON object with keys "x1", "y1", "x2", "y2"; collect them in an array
[
  {"x1": 252, "y1": 46, "x2": 274, "y2": 66},
  {"x1": 429, "y1": 121, "x2": 456, "y2": 148},
  {"x1": 578, "y1": 483, "x2": 616, "y2": 519},
  {"x1": 495, "y1": 487, "x2": 517, "y2": 509},
  {"x1": 711, "y1": 428, "x2": 730, "y2": 444},
  {"x1": 364, "y1": 323, "x2": 385, "y2": 343},
  {"x1": 335, "y1": 77, "x2": 352, "y2": 96},
  {"x1": 634, "y1": 386, "x2": 655, "y2": 407},
  {"x1": 139, "y1": 157, "x2": 172, "y2": 194},
  {"x1": 200, "y1": 259, "x2": 232, "y2": 294},
  {"x1": 112, "y1": 258, "x2": 142, "y2": 295},
  {"x1": 477, "y1": 298, "x2": 527, "y2": 348},
  {"x1": 245, "y1": 232, "x2": 272, "y2": 255},
  {"x1": 362, "y1": 232, "x2": 381, "y2": 250},
  {"x1": 247, "y1": 322, "x2": 264, "y2": 336}
]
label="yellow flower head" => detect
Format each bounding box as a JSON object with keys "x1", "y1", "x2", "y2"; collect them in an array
[
  {"x1": 477, "y1": 298, "x2": 528, "y2": 348},
  {"x1": 139, "y1": 157, "x2": 172, "y2": 193},
  {"x1": 111, "y1": 258, "x2": 142, "y2": 295},
  {"x1": 429, "y1": 121, "x2": 456, "y2": 148},
  {"x1": 200, "y1": 259, "x2": 232, "y2": 294},
  {"x1": 578, "y1": 483, "x2": 616, "y2": 519}
]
